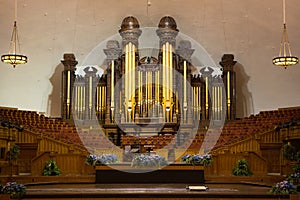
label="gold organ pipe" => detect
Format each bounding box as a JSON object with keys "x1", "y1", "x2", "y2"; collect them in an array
[
  {"x1": 169, "y1": 43, "x2": 173, "y2": 102},
  {"x1": 193, "y1": 87, "x2": 195, "y2": 118},
  {"x1": 150, "y1": 71, "x2": 152, "y2": 103},
  {"x1": 195, "y1": 87, "x2": 197, "y2": 119},
  {"x1": 146, "y1": 71, "x2": 148, "y2": 114},
  {"x1": 79, "y1": 86, "x2": 81, "y2": 115},
  {"x1": 98, "y1": 86, "x2": 100, "y2": 114},
  {"x1": 82, "y1": 86, "x2": 85, "y2": 112},
  {"x1": 156, "y1": 71, "x2": 159, "y2": 115},
  {"x1": 74, "y1": 86, "x2": 77, "y2": 112},
  {"x1": 104, "y1": 87, "x2": 106, "y2": 116},
  {"x1": 157, "y1": 71, "x2": 159, "y2": 102},
  {"x1": 139, "y1": 71, "x2": 142, "y2": 115},
  {"x1": 67, "y1": 71, "x2": 70, "y2": 104},
  {"x1": 149, "y1": 72, "x2": 151, "y2": 114},
  {"x1": 166, "y1": 42, "x2": 169, "y2": 101},
  {"x1": 89, "y1": 76, "x2": 92, "y2": 110},
  {"x1": 111, "y1": 61, "x2": 114, "y2": 108},
  {"x1": 227, "y1": 71, "x2": 231, "y2": 118},
  {"x1": 197, "y1": 87, "x2": 199, "y2": 117},
  {"x1": 205, "y1": 77, "x2": 209, "y2": 118},
  {"x1": 214, "y1": 87, "x2": 217, "y2": 119},
  {"x1": 99, "y1": 86, "x2": 102, "y2": 116},
  {"x1": 219, "y1": 87, "x2": 223, "y2": 118},
  {"x1": 78, "y1": 86, "x2": 80, "y2": 112},
  {"x1": 128, "y1": 43, "x2": 132, "y2": 103},
  {"x1": 218, "y1": 86, "x2": 221, "y2": 119},
  {"x1": 183, "y1": 61, "x2": 187, "y2": 106},
  {"x1": 176, "y1": 91, "x2": 178, "y2": 114},
  {"x1": 119, "y1": 91, "x2": 122, "y2": 113},
  {"x1": 216, "y1": 87, "x2": 218, "y2": 114},
  {"x1": 102, "y1": 86, "x2": 105, "y2": 116},
  {"x1": 125, "y1": 44, "x2": 128, "y2": 106},
  {"x1": 132, "y1": 44, "x2": 135, "y2": 105},
  {"x1": 162, "y1": 44, "x2": 166, "y2": 105}
]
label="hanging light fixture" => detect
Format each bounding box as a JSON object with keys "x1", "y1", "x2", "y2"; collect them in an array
[
  {"x1": 272, "y1": 0, "x2": 298, "y2": 69},
  {"x1": 1, "y1": 0, "x2": 27, "y2": 68}
]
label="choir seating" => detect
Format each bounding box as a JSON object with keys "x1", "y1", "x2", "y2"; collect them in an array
[{"x1": 0, "y1": 106, "x2": 300, "y2": 177}]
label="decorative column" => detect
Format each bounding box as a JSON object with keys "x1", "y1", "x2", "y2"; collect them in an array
[
  {"x1": 61, "y1": 53, "x2": 78, "y2": 122},
  {"x1": 220, "y1": 54, "x2": 237, "y2": 121},
  {"x1": 104, "y1": 40, "x2": 122, "y2": 124},
  {"x1": 176, "y1": 40, "x2": 194, "y2": 124},
  {"x1": 156, "y1": 16, "x2": 179, "y2": 122},
  {"x1": 118, "y1": 16, "x2": 142, "y2": 122}
]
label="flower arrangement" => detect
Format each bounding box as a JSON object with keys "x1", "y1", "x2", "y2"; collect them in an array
[
  {"x1": 287, "y1": 173, "x2": 300, "y2": 186},
  {"x1": 0, "y1": 182, "x2": 26, "y2": 199},
  {"x1": 181, "y1": 154, "x2": 212, "y2": 166},
  {"x1": 131, "y1": 154, "x2": 168, "y2": 168},
  {"x1": 85, "y1": 154, "x2": 118, "y2": 166},
  {"x1": 269, "y1": 180, "x2": 297, "y2": 195}
]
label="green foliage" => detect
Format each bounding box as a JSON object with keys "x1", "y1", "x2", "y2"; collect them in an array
[
  {"x1": 131, "y1": 154, "x2": 168, "y2": 168},
  {"x1": 181, "y1": 154, "x2": 213, "y2": 166},
  {"x1": 42, "y1": 159, "x2": 61, "y2": 176},
  {"x1": 6, "y1": 145, "x2": 20, "y2": 161},
  {"x1": 292, "y1": 165, "x2": 300, "y2": 174},
  {"x1": 232, "y1": 159, "x2": 252, "y2": 176},
  {"x1": 295, "y1": 151, "x2": 300, "y2": 163},
  {"x1": 283, "y1": 143, "x2": 296, "y2": 161},
  {"x1": 85, "y1": 154, "x2": 118, "y2": 166}
]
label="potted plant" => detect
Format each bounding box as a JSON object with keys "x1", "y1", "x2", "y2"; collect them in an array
[
  {"x1": 232, "y1": 159, "x2": 252, "y2": 176},
  {"x1": 283, "y1": 143, "x2": 296, "y2": 161},
  {"x1": 6, "y1": 145, "x2": 20, "y2": 177},
  {"x1": 42, "y1": 159, "x2": 61, "y2": 176},
  {"x1": 0, "y1": 182, "x2": 26, "y2": 199}
]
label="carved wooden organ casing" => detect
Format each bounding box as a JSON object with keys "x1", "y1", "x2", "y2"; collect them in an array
[{"x1": 61, "y1": 16, "x2": 237, "y2": 131}]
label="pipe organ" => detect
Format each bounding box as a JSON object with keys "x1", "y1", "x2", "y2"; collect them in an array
[{"x1": 61, "y1": 16, "x2": 237, "y2": 138}]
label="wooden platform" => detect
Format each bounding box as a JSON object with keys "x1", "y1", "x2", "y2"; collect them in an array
[
  {"x1": 95, "y1": 163, "x2": 204, "y2": 184},
  {"x1": 22, "y1": 183, "x2": 294, "y2": 200}
]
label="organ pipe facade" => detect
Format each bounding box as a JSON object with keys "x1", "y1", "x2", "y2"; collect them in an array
[{"x1": 61, "y1": 16, "x2": 237, "y2": 137}]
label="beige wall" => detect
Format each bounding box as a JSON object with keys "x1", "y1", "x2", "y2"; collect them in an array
[{"x1": 0, "y1": 0, "x2": 299, "y2": 118}]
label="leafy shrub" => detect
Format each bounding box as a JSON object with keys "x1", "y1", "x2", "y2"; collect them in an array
[
  {"x1": 295, "y1": 151, "x2": 300, "y2": 163},
  {"x1": 283, "y1": 143, "x2": 296, "y2": 161},
  {"x1": 232, "y1": 159, "x2": 252, "y2": 176},
  {"x1": 42, "y1": 159, "x2": 61, "y2": 176},
  {"x1": 6, "y1": 145, "x2": 20, "y2": 161}
]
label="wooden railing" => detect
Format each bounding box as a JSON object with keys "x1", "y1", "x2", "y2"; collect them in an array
[
  {"x1": 31, "y1": 151, "x2": 94, "y2": 176},
  {"x1": 16, "y1": 129, "x2": 87, "y2": 154},
  {"x1": 205, "y1": 151, "x2": 267, "y2": 176},
  {"x1": 280, "y1": 126, "x2": 300, "y2": 140}
]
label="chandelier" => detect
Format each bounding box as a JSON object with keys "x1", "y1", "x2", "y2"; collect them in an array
[
  {"x1": 1, "y1": 0, "x2": 27, "y2": 68},
  {"x1": 272, "y1": 0, "x2": 298, "y2": 69}
]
